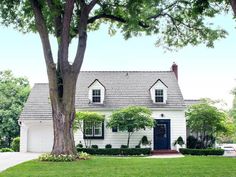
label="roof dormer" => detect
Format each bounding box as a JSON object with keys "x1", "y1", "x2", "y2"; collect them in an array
[
  {"x1": 150, "y1": 79, "x2": 168, "y2": 104},
  {"x1": 88, "y1": 79, "x2": 105, "y2": 104}
]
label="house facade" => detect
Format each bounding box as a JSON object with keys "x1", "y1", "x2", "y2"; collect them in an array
[{"x1": 19, "y1": 63, "x2": 186, "y2": 152}]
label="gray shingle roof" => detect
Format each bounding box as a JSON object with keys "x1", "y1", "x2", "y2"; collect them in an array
[
  {"x1": 20, "y1": 71, "x2": 185, "y2": 120},
  {"x1": 184, "y1": 99, "x2": 201, "y2": 107}
]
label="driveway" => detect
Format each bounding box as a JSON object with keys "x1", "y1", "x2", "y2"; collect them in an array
[{"x1": 0, "y1": 152, "x2": 41, "y2": 172}]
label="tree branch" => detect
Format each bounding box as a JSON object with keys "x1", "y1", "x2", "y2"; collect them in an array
[
  {"x1": 72, "y1": 4, "x2": 89, "y2": 74},
  {"x1": 29, "y1": 0, "x2": 55, "y2": 69},
  {"x1": 165, "y1": 13, "x2": 184, "y2": 36},
  {"x1": 88, "y1": 13, "x2": 149, "y2": 28},
  {"x1": 87, "y1": 0, "x2": 99, "y2": 12},
  {"x1": 46, "y1": 0, "x2": 63, "y2": 37},
  {"x1": 148, "y1": 0, "x2": 179, "y2": 20},
  {"x1": 58, "y1": 0, "x2": 75, "y2": 71},
  {"x1": 231, "y1": 0, "x2": 236, "y2": 16}
]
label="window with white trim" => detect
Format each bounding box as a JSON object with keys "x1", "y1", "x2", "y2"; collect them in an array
[
  {"x1": 84, "y1": 121, "x2": 104, "y2": 139},
  {"x1": 92, "y1": 89, "x2": 101, "y2": 103},
  {"x1": 155, "y1": 89, "x2": 164, "y2": 103}
]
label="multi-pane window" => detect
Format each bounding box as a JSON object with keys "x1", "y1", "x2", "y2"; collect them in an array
[
  {"x1": 92, "y1": 89, "x2": 101, "y2": 103},
  {"x1": 112, "y1": 126, "x2": 118, "y2": 132},
  {"x1": 84, "y1": 122, "x2": 93, "y2": 136},
  {"x1": 94, "y1": 122, "x2": 102, "y2": 136},
  {"x1": 84, "y1": 121, "x2": 104, "y2": 139},
  {"x1": 155, "y1": 89, "x2": 164, "y2": 103}
]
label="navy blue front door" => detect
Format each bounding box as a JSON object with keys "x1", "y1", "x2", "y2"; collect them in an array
[{"x1": 154, "y1": 119, "x2": 170, "y2": 150}]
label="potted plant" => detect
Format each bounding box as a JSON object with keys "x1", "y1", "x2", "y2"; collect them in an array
[
  {"x1": 174, "y1": 136, "x2": 185, "y2": 151},
  {"x1": 140, "y1": 136, "x2": 151, "y2": 148}
]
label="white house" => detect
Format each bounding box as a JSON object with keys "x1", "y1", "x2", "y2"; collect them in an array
[{"x1": 19, "y1": 63, "x2": 187, "y2": 153}]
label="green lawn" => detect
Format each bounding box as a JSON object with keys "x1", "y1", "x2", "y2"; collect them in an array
[{"x1": 0, "y1": 156, "x2": 236, "y2": 177}]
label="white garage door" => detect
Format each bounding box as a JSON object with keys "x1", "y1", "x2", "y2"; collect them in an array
[{"x1": 27, "y1": 125, "x2": 54, "y2": 152}]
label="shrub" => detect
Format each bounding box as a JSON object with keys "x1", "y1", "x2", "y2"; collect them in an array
[
  {"x1": 141, "y1": 136, "x2": 149, "y2": 146},
  {"x1": 38, "y1": 153, "x2": 78, "y2": 162},
  {"x1": 179, "y1": 148, "x2": 224, "y2": 156},
  {"x1": 78, "y1": 152, "x2": 90, "y2": 160},
  {"x1": 187, "y1": 136, "x2": 198, "y2": 149},
  {"x1": 77, "y1": 148, "x2": 151, "y2": 156},
  {"x1": 105, "y1": 144, "x2": 112, "y2": 149},
  {"x1": 76, "y1": 142, "x2": 83, "y2": 149},
  {"x1": 120, "y1": 145, "x2": 128, "y2": 148},
  {"x1": 11, "y1": 137, "x2": 20, "y2": 152},
  {"x1": 0, "y1": 148, "x2": 14, "y2": 152},
  {"x1": 174, "y1": 136, "x2": 185, "y2": 146},
  {"x1": 135, "y1": 145, "x2": 141, "y2": 148},
  {"x1": 91, "y1": 145, "x2": 98, "y2": 149}
]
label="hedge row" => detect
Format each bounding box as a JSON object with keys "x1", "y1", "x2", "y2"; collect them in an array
[
  {"x1": 0, "y1": 148, "x2": 14, "y2": 152},
  {"x1": 179, "y1": 148, "x2": 224, "y2": 156},
  {"x1": 77, "y1": 148, "x2": 151, "y2": 155}
]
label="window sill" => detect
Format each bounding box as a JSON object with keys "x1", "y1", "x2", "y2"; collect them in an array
[
  {"x1": 153, "y1": 102, "x2": 167, "y2": 104},
  {"x1": 89, "y1": 102, "x2": 104, "y2": 105},
  {"x1": 83, "y1": 136, "x2": 104, "y2": 139}
]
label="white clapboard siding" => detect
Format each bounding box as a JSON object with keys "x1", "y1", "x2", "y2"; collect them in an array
[{"x1": 74, "y1": 110, "x2": 186, "y2": 150}]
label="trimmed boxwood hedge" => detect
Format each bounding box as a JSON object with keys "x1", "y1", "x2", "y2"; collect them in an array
[
  {"x1": 179, "y1": 148, "x2": 224, "y2": 156},
  {"x1": 77, "y1": 148, "x2": 151, "y2": 155},
  {"x1": 0, "y1": 148, "x2": 14, "y2": 152}
]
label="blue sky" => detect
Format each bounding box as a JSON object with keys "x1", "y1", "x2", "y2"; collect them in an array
[{"x1": 0, "y1": 14, "x2": 236, "y2": 108}]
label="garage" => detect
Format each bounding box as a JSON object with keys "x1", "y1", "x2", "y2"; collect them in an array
[{"x1": 27, "y1": 125, "x2": 54, "y2": 153}]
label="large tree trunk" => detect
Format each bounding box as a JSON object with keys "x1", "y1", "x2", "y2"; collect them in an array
[
  {"x1": 30, "y1": 0, "x2": 96, "y2": 155},
  {"x1": 48, "y1": 69, "x2": 78, "y2": 155}
]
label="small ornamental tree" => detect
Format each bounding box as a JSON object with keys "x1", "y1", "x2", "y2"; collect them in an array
[
  {"x1": 186, "y1": 101, "x2": 231, "y2": 148},
  {"x1": 107, "y1": 106, "x2": 154, "y2": 148},
  {"x1": 74, "y1": 112, "x2": 105, "y2": 148}
]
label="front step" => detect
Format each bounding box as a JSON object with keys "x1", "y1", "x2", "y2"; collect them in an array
[{"x1": 151, "y1": 150, "x2": 179, "y2": 155}]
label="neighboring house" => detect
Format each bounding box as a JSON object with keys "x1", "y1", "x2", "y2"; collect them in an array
[{"x1": 19, "y1": 63, "x2": 187, "y2": 153}]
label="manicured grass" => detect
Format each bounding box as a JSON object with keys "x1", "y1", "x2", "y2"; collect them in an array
[{"x1": 0, "y1": 156, "x2": 236, "y2": 177}]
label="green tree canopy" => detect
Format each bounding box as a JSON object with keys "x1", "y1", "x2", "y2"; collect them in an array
[
  {"x1": 186, "y1": 100, "x2": 232, "y2": 148},
  {"x1": 229, "y1": 88, "x2": 236, "y2": 121},
  {"x1": 107, "y1": 106, "x2": 154, "y2": 147},
  {"x1": 74, "y1": 111, "x2": 105, "y2": 131},
  {"x1": 0, "y1": 0, "x2": 229, "y2": 49},
  {"x1": 0, "y1": 70, "x2": 30, "y2": 148}
]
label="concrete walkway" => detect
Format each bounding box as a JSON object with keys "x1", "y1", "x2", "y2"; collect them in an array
[
  {"x1": 146, "y1": 154, "x2": 184, "y2": 158},
  {"x1": 0, "y1": 152, "x2": 41, "y2": 172}
]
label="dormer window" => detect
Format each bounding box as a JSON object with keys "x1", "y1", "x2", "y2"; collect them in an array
[
  {"x1": 92, "y1": 89, "x2": 101, "y2": 103},
  {"x1": 150, "y1": 79, "x2": 168, "y2": 104},
  {"x1": 88, "y1": 79, "x2": 105, "y2": 104},
  {"x1": 155, "y1": 89, "x2": 164, "y2": 103}
]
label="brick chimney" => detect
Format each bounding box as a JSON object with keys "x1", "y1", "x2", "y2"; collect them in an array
[{"x1": 171, "y1": 62, "x2": 178, "y2": 80}]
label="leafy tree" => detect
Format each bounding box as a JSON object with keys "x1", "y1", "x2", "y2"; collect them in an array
[
  {"x1": 74, "y1": 111, "x2": 105, "y2": 147},
  {"x1": 0, "y1": 0, "x2": 228, "y2": 155},
  {"x1": 107, "y1": 106, "x2": 154, "y2": 147},
  {"x1": 186, "y1": 101, "x2": 232, "y2": 148},
  {"x1": 229, "y1": 88, "x2": 236, "y2": 121},
  {"x1": 226, "y1": 88, "x2": 236, "y2": 143},
  {"x1": 0, "y1": 71, "x2": 30, "y2": 148}
]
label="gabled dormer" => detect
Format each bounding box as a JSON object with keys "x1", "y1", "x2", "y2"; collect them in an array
[
  {"x1": 150, "y1": 79, "x2": 168, "y2": 104},
  {"x1": 88, "y1": 79, "x2": 105, "y2": 104}
]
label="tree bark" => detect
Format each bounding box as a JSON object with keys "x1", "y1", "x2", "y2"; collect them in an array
[
  {"x1": 29, "y1": 0, "x2": 97, "y2": 155},
  {"x1": 231, "y1": 0, "x2": 236, "y2": 16},
  {"x1": 49, "y1": 71, "x2": 78, "y2": 155}
]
